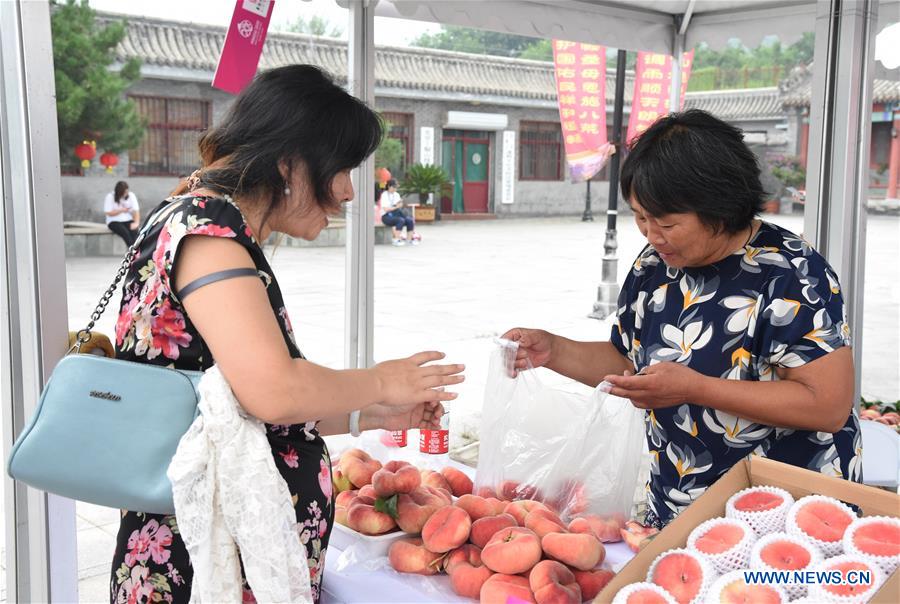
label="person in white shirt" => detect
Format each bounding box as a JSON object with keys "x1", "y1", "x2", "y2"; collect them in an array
[
  {"x1": 380, "y1": 179, "x2": 419, "y2": 246},
  {"x1": 104, "y1": 180, "x2": 141, "y2": 246}
]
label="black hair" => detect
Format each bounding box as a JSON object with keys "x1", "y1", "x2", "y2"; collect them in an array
[
  {"x1": 387, "y1": 179, "x2": 398, "y2": 188},
  {"x1": 182, "y1": 65, "x2": 382, "y2": 225},
  {"x1": 114, "y1": 181, "x2": 129, "y2": 202},
  {"x1": 620, "y1": 109, "x2": 765, "y2": 234}
]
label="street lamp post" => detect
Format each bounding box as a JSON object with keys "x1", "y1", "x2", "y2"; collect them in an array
[
  {"x1": 589, "y1": 49, "x2": 627, "y2": 320},
  {"x1": 582, "y1": 179, "x2": 593, "y2": 221}
]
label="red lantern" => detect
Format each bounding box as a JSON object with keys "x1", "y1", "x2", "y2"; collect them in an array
[
  {"x1": 75, "y1": 141, "x2": 96, "y2": 169},
  {"x1": 99, "y1": 151, "x2": 119, "y2": 174},
  {"x1": 375, "y1": 167, "x2": 391, "y2": 186}
]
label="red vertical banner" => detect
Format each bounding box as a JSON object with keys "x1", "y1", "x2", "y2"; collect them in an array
[
  {"x1": 626, "y1": 49, "x2": 695, "y2": 144},
  {"x1": 552, "y1": 40, "x2": 614, "y2": 182},
  {"x1": 213, "y1": 0, "x2": 275, "y2": 95}
]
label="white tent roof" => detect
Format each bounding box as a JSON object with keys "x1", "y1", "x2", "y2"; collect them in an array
[{"x1": 374, "y1": 0, "x2": 899, "y2": 53}]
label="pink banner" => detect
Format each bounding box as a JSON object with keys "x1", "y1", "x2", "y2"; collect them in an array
[
  {"x1": 626, "y1": 50, "x2": 695, "y2": 144},
  {"x1": 213, "y1": 0, "x2": 275, "y2": 95},
  {"x1": 552, "y1": 40, "x2": 613, "y2": 182}
]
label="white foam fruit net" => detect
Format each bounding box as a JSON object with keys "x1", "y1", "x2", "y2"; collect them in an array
[
  {"x1": 708, "y1": 570, "x2": 789, "y2": 604},
  {"x1": 725, "y1": 485, "x2": 795, "y2": 537},
  {"x1": 611, "y1": 581, "x2": 678, "y2": 604},
  {"x1": 808, "y1": 554, "x2": 883, "y2": 603},
  {"x1": 786, "y1": 495, "x2": 857, "y2": 558},
  {"x1": 749, "y1": 531, "x2": 823, "y2": 600},
  {"x1": 842, "y1": 515, "x2": 900, "y2": 578},
  {"x1": 645, "y1": 548, "x2": 718, "y2": 604},
  {"x1": 686, "y1": 517, "x2": 757, "y2": 575}
]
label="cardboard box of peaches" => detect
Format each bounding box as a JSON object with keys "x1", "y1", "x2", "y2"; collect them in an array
[
  {"x1": 597, "y1": 456, "x2": 900, "y2": 603},
  {"x1": 333, "y1": 447, "x2": 631, "y2": 603}
]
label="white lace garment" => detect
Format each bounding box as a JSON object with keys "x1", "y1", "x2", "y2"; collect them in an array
[{"x1": 167, "y1": 365, "x2": 313, "y2": 603}]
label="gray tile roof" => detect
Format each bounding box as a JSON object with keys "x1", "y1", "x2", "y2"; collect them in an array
[
  {"x1": 684, "y1": 87, "x2": 783, "y2": 121},
  {"x1": 780, "y1": 64, "x2": 900, "y2": 107},
  {"x1": 99, "y1": 11, "x2": 632, "y2": 104}
]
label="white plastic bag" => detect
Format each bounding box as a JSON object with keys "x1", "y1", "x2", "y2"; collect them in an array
[{"x1": 475, "y1": 338, "x2": 645, "y2": 520}]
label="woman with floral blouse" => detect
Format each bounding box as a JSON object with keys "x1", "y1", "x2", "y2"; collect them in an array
[
  {"x1": 505, "y1": 109, "x2": 859, "y2": 530},
  {"x1": 109, "y1": 65, "x2": 464, "y2": 602}
]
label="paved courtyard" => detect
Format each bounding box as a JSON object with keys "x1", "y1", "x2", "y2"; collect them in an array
[{"x1": 5, "y1": 213, "x2": 898, "y2": 601}]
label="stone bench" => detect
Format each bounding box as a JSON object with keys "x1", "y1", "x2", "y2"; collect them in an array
[{"x1": 63, "y1": 219, "x2": 393, "y2": 257}]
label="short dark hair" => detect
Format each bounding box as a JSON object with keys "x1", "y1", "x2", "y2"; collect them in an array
[
  {"x1": 186, "y1": 65, "x2": 382, "y2": 225},
  {"x1": 620, "y1": 109, "x2": 765, "y2": 233},
  {"x1": 387, "y1": 179, "x2": 398, "y2": 188}
]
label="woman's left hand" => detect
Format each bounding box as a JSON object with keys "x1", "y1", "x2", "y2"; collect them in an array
[
  {"x1": 603, "y1": 362, "x2": 705, "y2": 409},
  {"x1": 360, "y1": 400, "x2": 444, "y2": 432}
]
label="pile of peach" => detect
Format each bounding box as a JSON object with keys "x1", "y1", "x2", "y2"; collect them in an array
[
  {"x1": 333, "y1": 448, "x2": 474, "y2": 536},
  {"x1": 389, "y1": 495, "x2": 619, "y2": 603}
]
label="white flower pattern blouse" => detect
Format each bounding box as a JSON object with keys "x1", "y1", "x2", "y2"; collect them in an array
[{"x1": 610, "y1": 221, "x2": 861, "y2": 529}]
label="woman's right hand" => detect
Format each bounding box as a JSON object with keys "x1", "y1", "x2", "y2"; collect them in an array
[
  {"x1": 501, "y1": 328, "x2": 555, "y2": 370},
  {"x1": 373, "y1": 351, "x2": 464, "y2": 407}
]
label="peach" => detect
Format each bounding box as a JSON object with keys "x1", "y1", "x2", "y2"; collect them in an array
[
  {"x1": 471, "y1": 513, "x2": 518, "y2": 549},
  {"x1": 457, "y1": 495, "x2": 499, "y2": 521},
  {"x1": 422, "y1": 505, "x2": 472, "y2": 553},
  {"x1": 573, "y1": 569, "x2": 615, "y2": 601},
  {"x1": 500, "y1": 479, "x2": 539, "y2": 501},
  {"x1": 346, "y1": 495, "x2": 396, "y2": 535},
  {"x1": 481, "y1": 527, "x2": 543, "y2": 575},
  {"x1": 420, "y1": 469, "x2": 452, "y2": 492},
  {"x1": 525, "y1": 508, "x2": 568, "y2": 539},
  {"x1": 505, "y1": 500, "x2": 550, "y2": 526},
  {"x1": 445, "y1": 544, "x2": 494, "y2": 599},
  {"x1": 339, "y1": 448, "x2": 382, "y2": 488},
  {"x1": 529, "y1": 560, "x2": 581, "y2": 604},
  {"x1": 334, "y1": 489, "x2": 358, "y2": 526},
  {"x1": 396, "y1": 486, "x2": 448, "y2": 534},
  {"x1": 570, "y1": 513, "x2": 626, "y2": 543},
  {"x1": 358, "y1": 484, "x2": 376, "y2": 499},
  {"x1": 373, "y1": 460, "x2": 421, "y2": 497},
  {"x1": 441, "y1": 466, "x2": 474, "y2": 497},
  {"x1": 476, "y1": 485, "x2": 499, "y2": 499},
  {"x1": 542, "y1": 532, "x2": 605, "y2": 571},
  {"x1": 480, "y1": 574, "x2": 536, "y2": 604},
  {"x1": 549, "y1": 479, "x2": 588, "y2": 515},
  {"x1": 388, "y1": 537, "x2": 444, "y2": 575},
  {"x1": 332, "y1": 468, "x2": 353, "y2": 494},
  {"x1": 568, "y1": 517, "x2": 600, "y2": 539}
]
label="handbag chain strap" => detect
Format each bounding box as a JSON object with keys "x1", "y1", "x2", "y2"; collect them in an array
[{"x1": 70, "y1": 200, "x2": 179, "y2": 353}]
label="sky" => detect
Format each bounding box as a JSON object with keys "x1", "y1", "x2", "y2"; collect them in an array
[{"x1": 87, "y1": 0, "x2": 441, "y2": 46}]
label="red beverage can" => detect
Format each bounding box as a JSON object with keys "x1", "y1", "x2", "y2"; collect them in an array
[
  {"x1": 419, "y1": 429, "x2": 449, "y2": 454},
  {"x1": 390, "y1": 430, "x2": 408, "y2": 447}
]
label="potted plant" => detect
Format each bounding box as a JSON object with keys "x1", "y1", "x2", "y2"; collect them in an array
[{"x1": 399, "y1": 163, "x2": 450, "y2": 222}]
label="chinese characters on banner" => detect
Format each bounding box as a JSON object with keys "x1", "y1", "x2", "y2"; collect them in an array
[
  {"x1": 552, "y1": 40, "x2": 615, "y2": 182},
  {"x1": 626, "y1": 50, "x2": 695, "y2": 144},
  {"x1": 213, "y1": 0, "x2": 275, "y2": 94}
]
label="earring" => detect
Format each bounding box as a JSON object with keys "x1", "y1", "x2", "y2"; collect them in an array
[{"x1": 283, "y1": 186, "x2": 291, "y2": 196}]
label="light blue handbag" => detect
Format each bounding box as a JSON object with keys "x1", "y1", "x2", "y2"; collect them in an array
[{"x1": 7, "y1": 201, "x2": 201, "y2": 514}]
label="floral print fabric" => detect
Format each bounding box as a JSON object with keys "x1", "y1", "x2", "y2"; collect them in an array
[
  {"x1": 110, "y1": 195, "x2": 332, "y2": 603},
  {"x1": 610, "y1": 221, "x2": 861, "y2": 529}
]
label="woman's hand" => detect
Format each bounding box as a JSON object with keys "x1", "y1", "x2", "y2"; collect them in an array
[
  {"x1": 373, "y1": 351, "x2": 464, "y2": 407},
  {"x1": 603, "y1": 362, "x2": 704, "y2": 409},
  {"x1": 500, "y1": 327, "x2": 555, "y2": 371},
  {"x1": 360, "y1": 400, "x2": 444, "y2": 432}
]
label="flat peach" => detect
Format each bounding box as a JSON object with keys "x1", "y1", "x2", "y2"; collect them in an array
[
  {"x1": 525, "y1": 508, "x2": 568, "y2": 539},
  {"x1": 529, "y1": 560, "x2": 581, "y2": 604},
  {"x1": 388, "y1": 537, "x2": 444, "y2": 575},
  {"x1": 339, "y1": 448, "x2": 382, "y2": 488},
  {"x1": 542, "y1": 532, "x2": 605, "y2": 571},
  {"x1": 480, "y1": 574, "x2": 536, "y2": 604},
  {"x1": 396, "y1": 487, "x2": 446, "y2": 534},
  {"x1": 441, "y1": 466, "x2": 474, "y2": 497},
  {"x1": 570, "y1": 513, "x2": 626, "y2": 543},
  {"x1": 421, "y1": 469, "x2": 452, "y2": 492},
  {"x1": 476, "y1": 486, "x2": 499, "y2": 499},
  {"x1": 347, "y1": 496, "x2": 396, "y2": 535},
  {"x1": 372, "y1": 460, "x2": 421, "y2": 497},
  {"x1": 505, "y1": 500, "x2": 550, "y2": 526},
  {"x1": 573, "y1": 568, "x2": 615, "y2": 600},
  {"x1": 456, "y1": 495, "x2": 495, "y2": 521},
  {"x1": 471, "y1": 513, "x2": 519, "y2": 549},
  {"x1": 422, "y1": 505, "x2": 472, "y2": 553},
  {"x1": 445, "y1": 545, "x2": 493, "y2": 599},
  {"x1": 481, "y1": 527, "x2": 543, "y2": 575}
]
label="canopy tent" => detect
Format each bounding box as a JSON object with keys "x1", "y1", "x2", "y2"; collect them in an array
[{"x1": 1, "y1": 0, "x2": 893, "y2": 598}]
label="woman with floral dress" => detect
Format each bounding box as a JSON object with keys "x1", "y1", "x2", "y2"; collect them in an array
[
  {"x1": 504, "y1": 109, "x2": 860, "y2": 530},
  {"x1": 109, "y1": 65, "x2": 464, "y2": 603}
]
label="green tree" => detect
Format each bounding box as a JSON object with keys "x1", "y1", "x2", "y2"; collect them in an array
[
  {"x1": 51, "y1": 0, "x2": 144, "y2": 163},
  {"x1": 412, "y1": 26, "x2": 543, "y2": 58},
  {"x1": 688, "y1": 33, "x2": 815, "y2": 91},
  {"x1": 374, "y1": 122, "x2": 404, "y2": 177},
  {"x1": 283, "y1": 15, "x2": 343, "y2": 37}
]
